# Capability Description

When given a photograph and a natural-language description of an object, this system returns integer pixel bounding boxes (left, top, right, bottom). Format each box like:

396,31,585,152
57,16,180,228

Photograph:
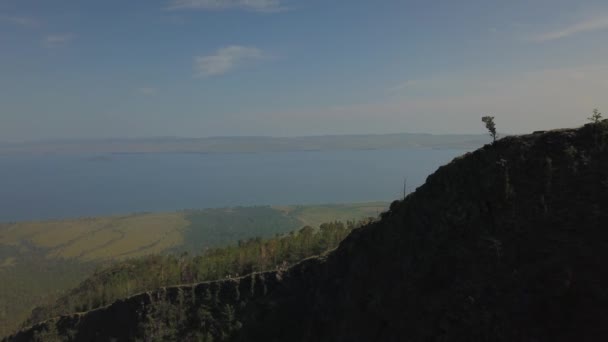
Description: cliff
7,123,608,341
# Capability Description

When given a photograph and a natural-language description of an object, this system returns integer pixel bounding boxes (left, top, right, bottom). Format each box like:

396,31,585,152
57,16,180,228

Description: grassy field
0,203,385,262
275,202,386,228
0,213,189,262
0,202,386,337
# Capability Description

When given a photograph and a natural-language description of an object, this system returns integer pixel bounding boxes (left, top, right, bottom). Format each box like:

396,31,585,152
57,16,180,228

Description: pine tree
589,108,603,124
482,116,498,143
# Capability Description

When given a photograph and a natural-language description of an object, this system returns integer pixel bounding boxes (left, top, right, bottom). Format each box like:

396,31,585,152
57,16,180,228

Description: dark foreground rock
7,123,608,341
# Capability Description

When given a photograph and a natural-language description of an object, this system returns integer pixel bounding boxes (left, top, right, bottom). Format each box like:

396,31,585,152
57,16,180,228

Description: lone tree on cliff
588,108,603,124
482,116,497,143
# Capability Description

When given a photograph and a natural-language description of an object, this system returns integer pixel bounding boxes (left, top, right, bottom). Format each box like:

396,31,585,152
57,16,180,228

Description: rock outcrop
7,123,608,341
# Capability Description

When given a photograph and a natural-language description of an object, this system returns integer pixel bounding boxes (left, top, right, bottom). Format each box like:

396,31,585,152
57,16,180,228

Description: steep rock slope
7,124,608,341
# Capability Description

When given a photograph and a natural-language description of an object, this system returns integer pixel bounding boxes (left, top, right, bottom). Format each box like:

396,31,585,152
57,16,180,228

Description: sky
1,0,608,141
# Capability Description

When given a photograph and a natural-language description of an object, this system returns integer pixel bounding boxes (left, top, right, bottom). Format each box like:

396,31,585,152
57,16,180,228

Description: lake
0,148,470,222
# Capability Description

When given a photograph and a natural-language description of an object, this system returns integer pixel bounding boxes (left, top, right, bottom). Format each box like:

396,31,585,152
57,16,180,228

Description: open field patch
282,202,387,228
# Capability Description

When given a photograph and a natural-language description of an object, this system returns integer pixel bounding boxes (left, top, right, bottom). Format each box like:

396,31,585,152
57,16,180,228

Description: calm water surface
0,148,469,222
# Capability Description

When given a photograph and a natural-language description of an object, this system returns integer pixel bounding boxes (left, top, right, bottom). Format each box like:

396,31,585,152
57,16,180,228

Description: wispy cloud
529,15,608,42
43,34,74,48
388,80,423,93
137,87,158,95
195,45,267,77
0,15,38,28
167,0,286,12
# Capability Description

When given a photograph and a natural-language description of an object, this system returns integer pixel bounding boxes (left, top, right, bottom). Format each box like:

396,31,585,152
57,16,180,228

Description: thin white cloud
388,80,423,93
43,34,75,48
529,15,608,42
0,15,38,27
167,0,285,12
195,45,266,77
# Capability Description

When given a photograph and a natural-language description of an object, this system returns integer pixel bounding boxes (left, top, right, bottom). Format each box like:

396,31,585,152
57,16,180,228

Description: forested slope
8,122,608,342
0,203,382,337
22,220,367,328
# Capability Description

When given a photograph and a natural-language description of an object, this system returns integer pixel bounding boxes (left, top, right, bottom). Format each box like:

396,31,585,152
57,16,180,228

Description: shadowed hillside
7,122,608,341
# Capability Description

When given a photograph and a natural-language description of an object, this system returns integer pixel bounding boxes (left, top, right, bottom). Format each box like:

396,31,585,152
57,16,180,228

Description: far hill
0,133,489,155
7,122,607,341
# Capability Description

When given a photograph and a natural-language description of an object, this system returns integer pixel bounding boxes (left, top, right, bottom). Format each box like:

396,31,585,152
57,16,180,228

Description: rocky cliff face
7,123,608,342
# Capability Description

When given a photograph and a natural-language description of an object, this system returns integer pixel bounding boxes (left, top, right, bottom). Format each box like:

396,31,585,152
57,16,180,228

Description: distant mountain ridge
0,133,489,155
9,123,607,341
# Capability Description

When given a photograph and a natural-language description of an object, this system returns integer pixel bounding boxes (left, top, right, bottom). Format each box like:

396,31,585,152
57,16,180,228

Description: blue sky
1,0,608,141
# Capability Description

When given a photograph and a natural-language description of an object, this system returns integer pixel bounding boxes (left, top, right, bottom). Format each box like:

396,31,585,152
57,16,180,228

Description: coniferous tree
589,108,603,124
482,116,498,143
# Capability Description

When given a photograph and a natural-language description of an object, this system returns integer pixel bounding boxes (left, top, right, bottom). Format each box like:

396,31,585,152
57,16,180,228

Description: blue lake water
0,148,470,222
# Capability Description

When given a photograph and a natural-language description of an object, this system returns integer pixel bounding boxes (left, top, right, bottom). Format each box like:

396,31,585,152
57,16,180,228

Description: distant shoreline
0,133,489,156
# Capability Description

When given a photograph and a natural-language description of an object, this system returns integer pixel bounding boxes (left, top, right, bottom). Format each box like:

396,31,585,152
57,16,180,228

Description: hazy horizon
0,130,494,144
2,0,607,141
